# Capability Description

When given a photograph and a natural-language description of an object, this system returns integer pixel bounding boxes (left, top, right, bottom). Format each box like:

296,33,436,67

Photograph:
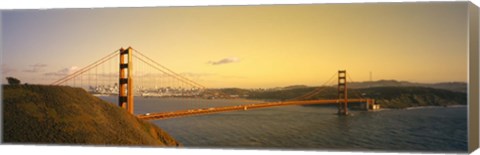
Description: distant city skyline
2,2,469,88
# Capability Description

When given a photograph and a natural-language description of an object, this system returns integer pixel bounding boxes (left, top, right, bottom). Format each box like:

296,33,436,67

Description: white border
0,0,478,155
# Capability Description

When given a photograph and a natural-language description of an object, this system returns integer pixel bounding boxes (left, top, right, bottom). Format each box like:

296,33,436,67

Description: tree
6,77,20,85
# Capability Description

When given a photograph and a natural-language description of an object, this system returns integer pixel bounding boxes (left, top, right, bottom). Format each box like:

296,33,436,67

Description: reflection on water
99,96,467,152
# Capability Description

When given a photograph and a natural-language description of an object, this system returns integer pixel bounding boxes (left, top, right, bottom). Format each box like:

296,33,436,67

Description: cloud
23,63,47,73
208,57,240,65
2,64,17,74
44,66,79,76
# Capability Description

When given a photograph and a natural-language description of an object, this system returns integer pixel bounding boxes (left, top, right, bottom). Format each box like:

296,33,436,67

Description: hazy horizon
1,2,469,88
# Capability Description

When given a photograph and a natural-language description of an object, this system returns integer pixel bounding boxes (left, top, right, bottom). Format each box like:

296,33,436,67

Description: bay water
99,96,467,152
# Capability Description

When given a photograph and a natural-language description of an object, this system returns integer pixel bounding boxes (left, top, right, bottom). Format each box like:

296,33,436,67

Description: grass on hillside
3,85,180,146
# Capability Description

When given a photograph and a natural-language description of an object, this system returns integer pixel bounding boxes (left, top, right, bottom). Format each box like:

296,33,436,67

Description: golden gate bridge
50,47,380,120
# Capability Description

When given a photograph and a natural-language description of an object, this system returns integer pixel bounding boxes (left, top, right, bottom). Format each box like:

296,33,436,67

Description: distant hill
428,82,468,93
247,86,466,109
3,85,180,146
355,86,467,109
283,85,309,90
248,87,335,101
346,80,467,93
212,88,251,96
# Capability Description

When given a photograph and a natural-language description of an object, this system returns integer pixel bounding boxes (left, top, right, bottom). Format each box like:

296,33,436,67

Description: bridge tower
338,70,348,115
119,47,134,114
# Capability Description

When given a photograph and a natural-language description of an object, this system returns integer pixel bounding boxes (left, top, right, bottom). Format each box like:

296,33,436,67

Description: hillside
2,85,180,146
248,87,336,101
346,80,467,93
247,86,467,109
356,86,467,109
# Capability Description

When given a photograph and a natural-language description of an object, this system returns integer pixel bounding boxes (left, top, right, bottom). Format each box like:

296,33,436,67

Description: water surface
100,96,467,152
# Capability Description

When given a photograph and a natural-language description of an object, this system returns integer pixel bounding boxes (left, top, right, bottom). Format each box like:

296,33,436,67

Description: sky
1,2,469,88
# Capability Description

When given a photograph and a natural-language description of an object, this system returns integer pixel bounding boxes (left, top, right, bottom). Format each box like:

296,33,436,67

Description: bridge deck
137,98,370,120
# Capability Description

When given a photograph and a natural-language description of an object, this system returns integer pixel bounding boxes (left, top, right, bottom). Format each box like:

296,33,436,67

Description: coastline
403,104,467,110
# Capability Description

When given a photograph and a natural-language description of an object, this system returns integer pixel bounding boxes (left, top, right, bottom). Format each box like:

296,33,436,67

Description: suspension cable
51,49,119,85
288,72,338,101
54,53,117,86
294,73,338,100
346,73,365,99
133,54,205,89
132,48,206,89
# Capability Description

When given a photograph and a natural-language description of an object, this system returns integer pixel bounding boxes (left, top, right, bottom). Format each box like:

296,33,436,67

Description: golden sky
2,2,469,88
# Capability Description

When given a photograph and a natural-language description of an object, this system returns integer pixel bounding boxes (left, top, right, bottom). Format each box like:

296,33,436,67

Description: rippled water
99,96,467,152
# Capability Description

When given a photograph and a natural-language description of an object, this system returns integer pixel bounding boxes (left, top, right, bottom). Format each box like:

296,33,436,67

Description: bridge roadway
137,98,371,120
